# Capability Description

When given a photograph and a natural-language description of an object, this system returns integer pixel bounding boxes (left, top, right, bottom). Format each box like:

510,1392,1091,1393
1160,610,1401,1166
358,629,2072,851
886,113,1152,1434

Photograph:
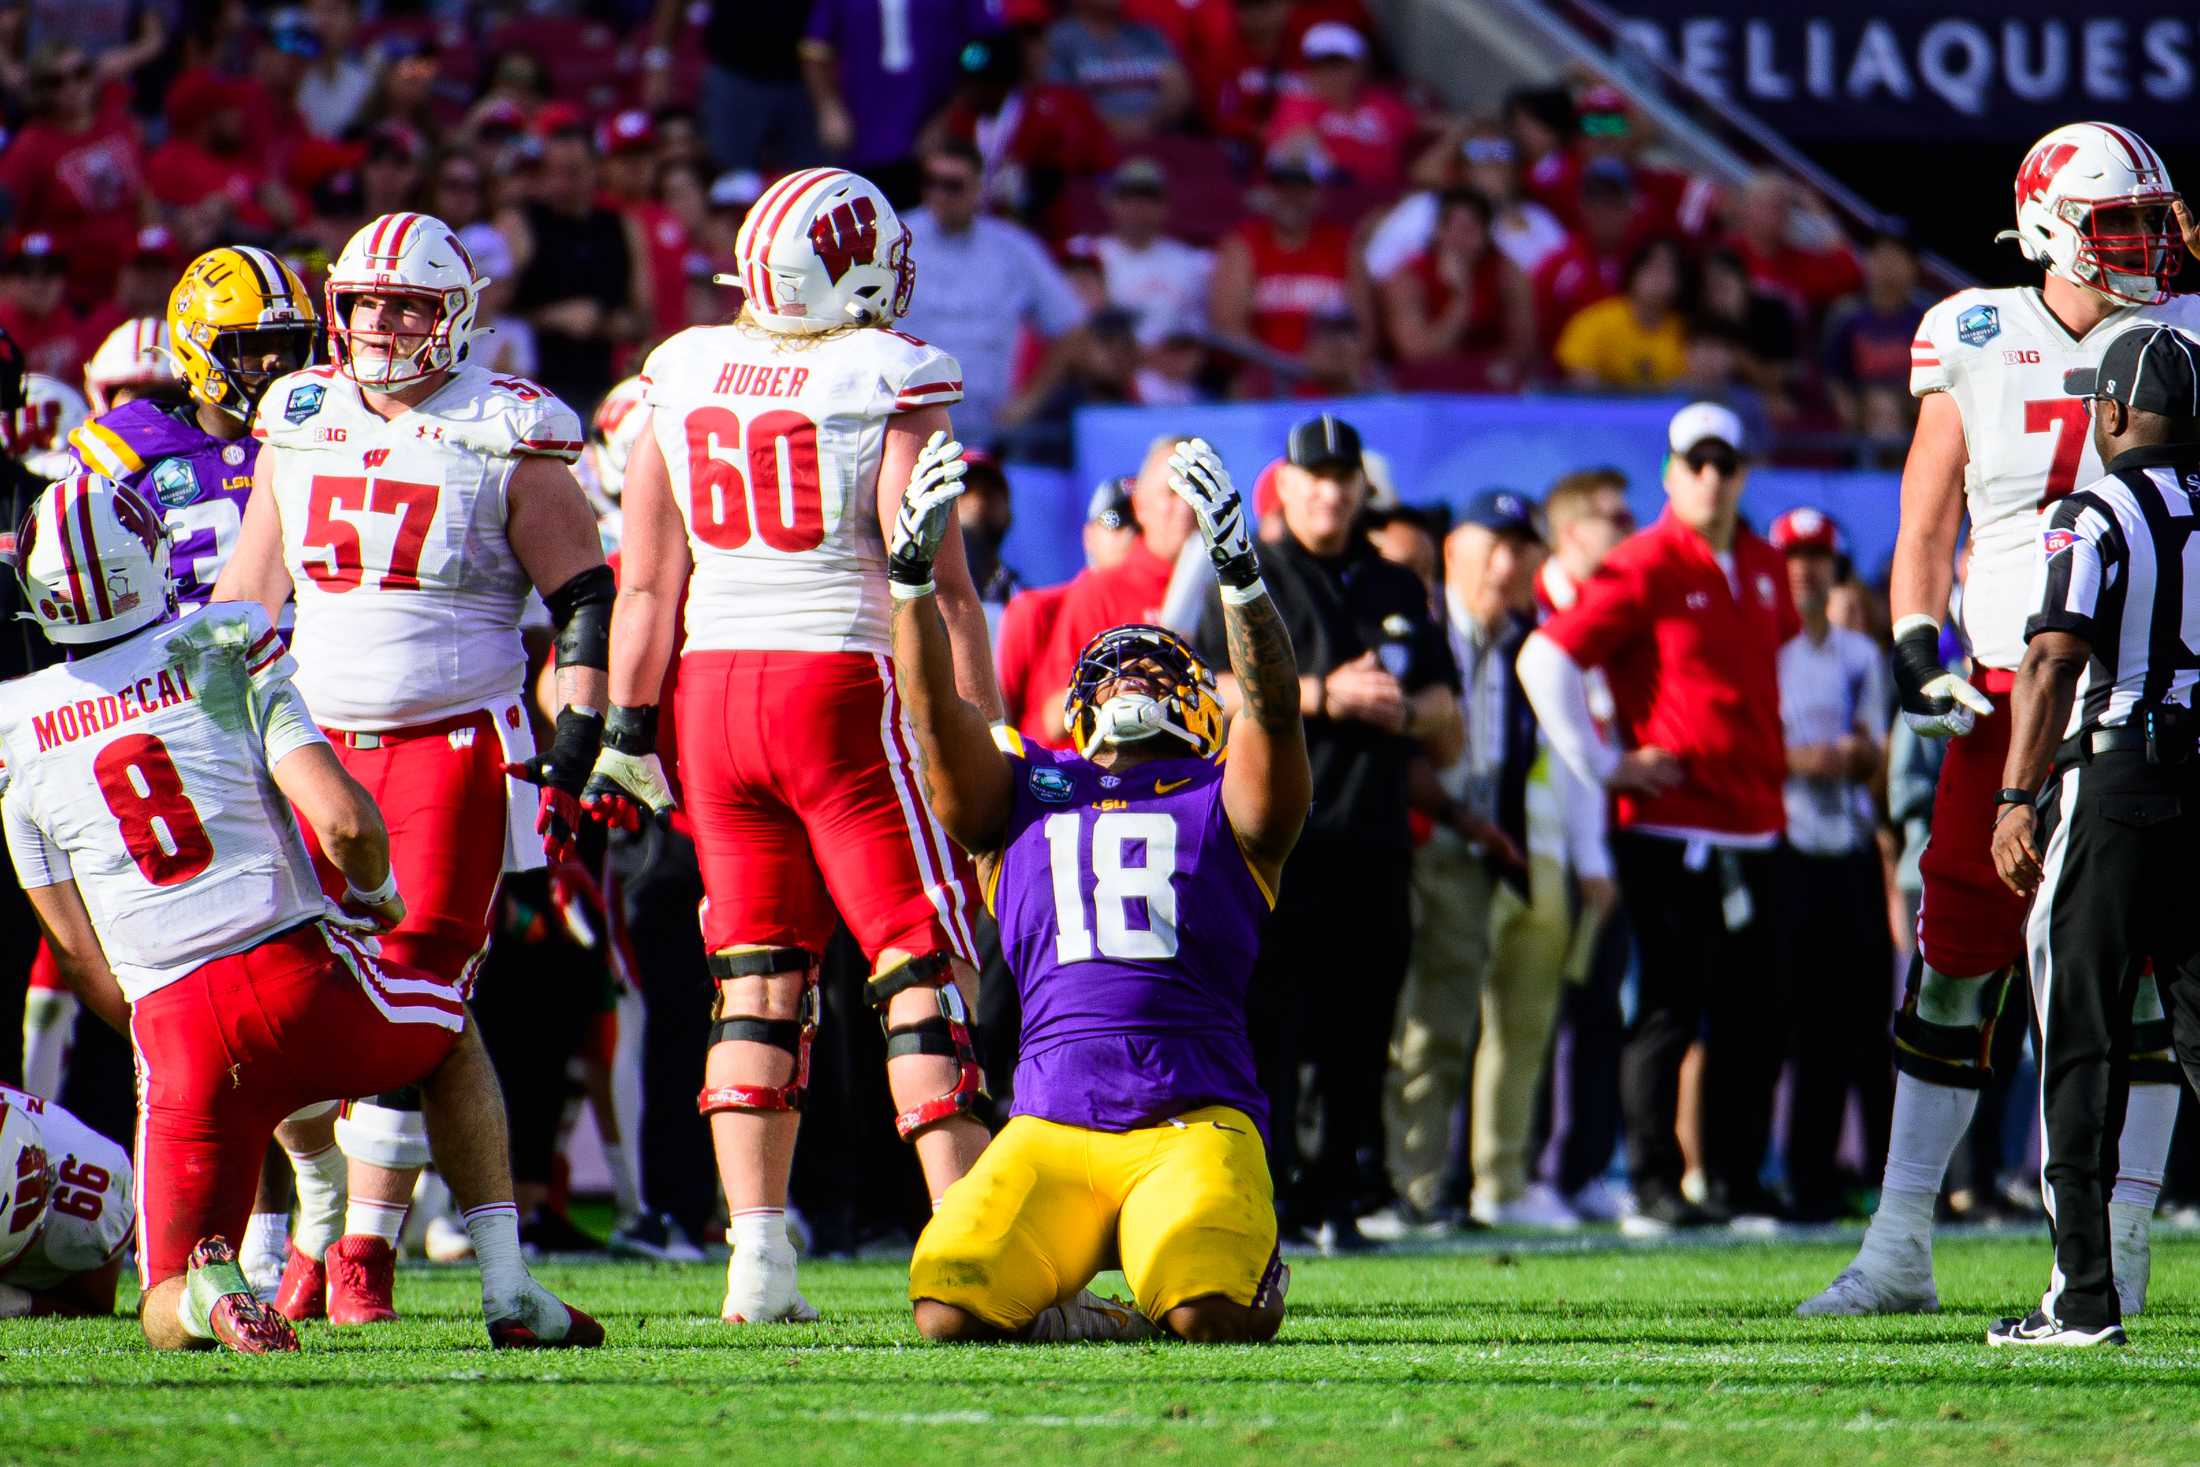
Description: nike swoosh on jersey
1155,777,1193,794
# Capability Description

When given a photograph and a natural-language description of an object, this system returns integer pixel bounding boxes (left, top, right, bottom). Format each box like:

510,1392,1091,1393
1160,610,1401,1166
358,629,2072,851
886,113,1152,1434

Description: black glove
505,705,605,863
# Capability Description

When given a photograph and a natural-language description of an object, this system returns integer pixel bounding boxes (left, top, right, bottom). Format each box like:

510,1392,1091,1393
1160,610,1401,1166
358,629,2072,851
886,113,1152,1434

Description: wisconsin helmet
1999,122,2181,306
5,373,90,481
0,1094,54,1273
1064,623,1227,761
168,245,319,422
326,212,484,389
84,315,180,414
581,375,649,510
726,168,915,335
15,473,175,645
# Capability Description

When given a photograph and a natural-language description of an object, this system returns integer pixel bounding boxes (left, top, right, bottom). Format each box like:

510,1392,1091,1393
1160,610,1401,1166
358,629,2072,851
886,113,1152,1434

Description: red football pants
676,650,978,963
1915,667,2030,977
129,922,464,1289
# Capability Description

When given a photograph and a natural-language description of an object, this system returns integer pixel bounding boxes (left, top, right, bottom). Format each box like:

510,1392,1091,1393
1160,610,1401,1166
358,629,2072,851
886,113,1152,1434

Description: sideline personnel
1989,323,2200,1348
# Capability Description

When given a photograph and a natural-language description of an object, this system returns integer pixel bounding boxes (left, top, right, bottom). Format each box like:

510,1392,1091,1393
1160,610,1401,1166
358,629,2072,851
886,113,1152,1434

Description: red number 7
2024,398,2091,507
304,475,439,591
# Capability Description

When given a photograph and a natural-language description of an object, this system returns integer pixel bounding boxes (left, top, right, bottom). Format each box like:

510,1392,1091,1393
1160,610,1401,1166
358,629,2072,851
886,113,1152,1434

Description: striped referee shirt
2026,443,2200,736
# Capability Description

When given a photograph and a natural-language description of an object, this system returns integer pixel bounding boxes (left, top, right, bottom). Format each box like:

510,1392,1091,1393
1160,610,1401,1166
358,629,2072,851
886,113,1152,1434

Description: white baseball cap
1301,22,1368,62
1666,401,1746,456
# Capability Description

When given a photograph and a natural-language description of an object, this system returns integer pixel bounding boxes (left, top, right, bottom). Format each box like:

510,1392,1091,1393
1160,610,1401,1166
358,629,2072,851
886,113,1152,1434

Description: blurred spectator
365,36,448,138
955,451,1023,611
995,475,1140,741
423,152,533,376
0,44,147,311
1133,324,1210,407
1697,248,1800,415
654,161,720,331
898,140,1087,449
1170,0,1362,145
1530,159,1642,346
1768,507,1893,1220
1723,172,1863,316
1295,308,1373,398
90,226,183,330
1363,502,1440,590
655,0,819,174
1554,237,1689,390
146,71,300,245
500,128,645,408
1572,84,1718,241
296,0,378,140
1678,319,1773,452
1263,23,1416,188
1043,0,1190,142
599,110,695,345
1078,159,1213,348
802,0,997,189
1210,154,1361,383
923,30,1113,226
21,1,164,82
1378,188,1534,387
1505,86,1578,225
0,235,93,382
1823,230,1933,436
995,304,1142,464
1381,123,1570,281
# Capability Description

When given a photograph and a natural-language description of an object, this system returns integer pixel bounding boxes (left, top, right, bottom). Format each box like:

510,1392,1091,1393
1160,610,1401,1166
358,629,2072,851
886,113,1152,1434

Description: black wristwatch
1994,786,2036,816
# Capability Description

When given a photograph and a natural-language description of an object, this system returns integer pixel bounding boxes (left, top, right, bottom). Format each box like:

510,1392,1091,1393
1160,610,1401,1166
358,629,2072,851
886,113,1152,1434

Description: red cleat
325,1235,400,1325
487,1283,606,1350
274,1242,327,1322
186,1237,300,1354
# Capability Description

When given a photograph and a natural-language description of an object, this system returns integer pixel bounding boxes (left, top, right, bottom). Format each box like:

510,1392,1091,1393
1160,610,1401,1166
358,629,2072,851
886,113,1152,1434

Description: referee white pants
2025,747,2197,1328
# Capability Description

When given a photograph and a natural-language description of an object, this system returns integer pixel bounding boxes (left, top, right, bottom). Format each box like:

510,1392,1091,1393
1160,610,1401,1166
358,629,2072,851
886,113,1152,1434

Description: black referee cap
2064,323,2200,417
1286,413,1362,470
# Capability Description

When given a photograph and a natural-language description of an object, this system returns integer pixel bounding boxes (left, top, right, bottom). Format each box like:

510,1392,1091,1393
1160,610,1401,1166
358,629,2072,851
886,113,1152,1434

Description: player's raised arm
882,405,1004,723
208,443,293,622
886,429,1016,854
1168,439,1310,886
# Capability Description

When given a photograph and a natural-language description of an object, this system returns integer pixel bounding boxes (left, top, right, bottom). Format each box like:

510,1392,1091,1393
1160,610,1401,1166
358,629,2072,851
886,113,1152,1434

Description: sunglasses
1684,445,1743,477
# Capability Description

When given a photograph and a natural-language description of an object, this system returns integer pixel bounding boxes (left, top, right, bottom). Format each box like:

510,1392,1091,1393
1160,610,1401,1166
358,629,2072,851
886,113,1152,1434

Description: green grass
9,1233,2200,1465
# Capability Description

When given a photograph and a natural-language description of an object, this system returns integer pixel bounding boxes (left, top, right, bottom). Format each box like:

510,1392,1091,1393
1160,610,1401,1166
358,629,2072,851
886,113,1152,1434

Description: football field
9,1231,2200,1466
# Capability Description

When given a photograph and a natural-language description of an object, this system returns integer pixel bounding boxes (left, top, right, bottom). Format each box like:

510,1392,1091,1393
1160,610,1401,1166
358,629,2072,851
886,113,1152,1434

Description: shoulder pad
867,328,963,412
252,367,346,446
434,367,583,462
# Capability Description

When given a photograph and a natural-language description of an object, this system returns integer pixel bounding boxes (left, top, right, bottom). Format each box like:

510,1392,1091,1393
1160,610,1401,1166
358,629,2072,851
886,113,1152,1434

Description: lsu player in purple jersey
888,435,1308,1343
68,247,317,607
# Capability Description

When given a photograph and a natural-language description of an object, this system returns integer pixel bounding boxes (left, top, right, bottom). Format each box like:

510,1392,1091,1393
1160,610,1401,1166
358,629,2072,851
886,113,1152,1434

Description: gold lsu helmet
1064,623,1227,761
167,245,319,421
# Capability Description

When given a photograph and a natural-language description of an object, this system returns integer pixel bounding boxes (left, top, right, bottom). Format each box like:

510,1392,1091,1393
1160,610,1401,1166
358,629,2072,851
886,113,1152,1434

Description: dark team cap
1086,476,1137,530
1286,413,1362,470
1457,487,1542,541
2064,323,2200,417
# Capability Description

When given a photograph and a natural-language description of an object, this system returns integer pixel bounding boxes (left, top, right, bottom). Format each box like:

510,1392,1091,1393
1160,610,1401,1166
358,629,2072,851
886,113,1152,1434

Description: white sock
602,1141,641,1218
344,1197,408,1247
731,1207,790,1255
286,1143,347,1259
2111,1083,2177,1209
243,1211,287,1263
1879,1072,1979,1196
463,1202,529,1314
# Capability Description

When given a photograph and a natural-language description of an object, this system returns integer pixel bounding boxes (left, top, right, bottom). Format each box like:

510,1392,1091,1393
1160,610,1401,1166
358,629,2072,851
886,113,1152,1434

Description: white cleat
1565,1178,1629,1224
2111,1200,2151,1318
1027,1288,1163,1342
1472,1183,1582,1232
1796,1262,1940,1317
722,1247,819,1324
1986,1309,2125,1347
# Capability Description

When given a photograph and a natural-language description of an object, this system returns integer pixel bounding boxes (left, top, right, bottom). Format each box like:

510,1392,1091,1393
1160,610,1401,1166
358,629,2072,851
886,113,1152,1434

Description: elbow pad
546,563,616,671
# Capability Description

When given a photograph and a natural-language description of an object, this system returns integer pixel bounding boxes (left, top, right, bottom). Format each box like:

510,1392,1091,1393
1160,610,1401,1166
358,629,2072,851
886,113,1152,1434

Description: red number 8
93,734,215,887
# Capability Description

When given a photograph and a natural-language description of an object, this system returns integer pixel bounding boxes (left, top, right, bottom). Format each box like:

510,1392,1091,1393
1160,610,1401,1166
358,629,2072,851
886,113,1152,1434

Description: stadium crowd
0,0,2169,1287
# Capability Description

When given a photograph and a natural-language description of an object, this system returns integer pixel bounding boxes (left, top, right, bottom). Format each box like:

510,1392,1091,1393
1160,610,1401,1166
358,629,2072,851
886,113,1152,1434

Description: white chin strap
1093,694,1169,746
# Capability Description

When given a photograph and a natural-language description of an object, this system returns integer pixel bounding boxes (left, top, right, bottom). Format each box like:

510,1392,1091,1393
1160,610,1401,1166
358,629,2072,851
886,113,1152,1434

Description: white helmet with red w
581,376,648,509
2000,122,2181,306
326,212,485,388
14,472,175,645
5,373,90,481
84,316,179,414
0,1093,55,1272
726,168,914,335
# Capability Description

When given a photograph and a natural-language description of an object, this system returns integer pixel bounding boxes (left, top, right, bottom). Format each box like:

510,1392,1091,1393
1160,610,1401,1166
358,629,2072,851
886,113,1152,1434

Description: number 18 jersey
0,604,330,1002
639,320,962,656
1911,286,2200,670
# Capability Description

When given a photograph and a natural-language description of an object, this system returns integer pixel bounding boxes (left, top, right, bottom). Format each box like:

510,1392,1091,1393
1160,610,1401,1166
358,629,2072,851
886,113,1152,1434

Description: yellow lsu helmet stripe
70,421,142,476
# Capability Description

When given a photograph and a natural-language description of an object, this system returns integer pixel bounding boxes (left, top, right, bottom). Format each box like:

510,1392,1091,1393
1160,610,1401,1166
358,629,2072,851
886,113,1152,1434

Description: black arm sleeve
545,563,616,672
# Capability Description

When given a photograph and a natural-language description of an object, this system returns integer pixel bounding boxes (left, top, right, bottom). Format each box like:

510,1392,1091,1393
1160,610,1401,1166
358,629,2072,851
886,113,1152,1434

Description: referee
1990,323,2200,1348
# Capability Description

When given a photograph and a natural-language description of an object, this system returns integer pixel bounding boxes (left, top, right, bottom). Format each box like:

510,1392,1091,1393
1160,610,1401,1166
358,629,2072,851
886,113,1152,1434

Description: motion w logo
808,196,880,285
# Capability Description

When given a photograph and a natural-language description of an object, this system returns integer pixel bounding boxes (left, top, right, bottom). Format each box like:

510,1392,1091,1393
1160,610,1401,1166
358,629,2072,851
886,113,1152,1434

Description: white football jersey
0,604,329,1002
639,322,962,654
0,1085,132,1293
252,363,582,730
1911,286,2200,670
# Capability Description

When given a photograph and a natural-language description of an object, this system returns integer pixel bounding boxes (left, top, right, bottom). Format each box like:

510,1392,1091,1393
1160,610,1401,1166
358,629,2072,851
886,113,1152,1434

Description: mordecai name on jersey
640,320,962,656
1910,285,2200,671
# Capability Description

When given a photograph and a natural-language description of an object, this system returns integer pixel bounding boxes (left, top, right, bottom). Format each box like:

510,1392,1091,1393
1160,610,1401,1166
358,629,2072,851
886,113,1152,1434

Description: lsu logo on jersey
150,457,201,508
284,383,326,424
1957,304,2001,347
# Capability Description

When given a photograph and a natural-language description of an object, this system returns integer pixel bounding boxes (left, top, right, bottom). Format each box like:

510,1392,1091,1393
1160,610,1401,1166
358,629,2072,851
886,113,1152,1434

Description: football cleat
486,1281,605,1350
273,1242,327,1322
722,1247,818,1324
1027,1288,1163,1343
187,1237,300,1354
325,1235,399,1325
2111,1201,2151,1318
1795,1263,1940,1318
1986,1309,2126,1347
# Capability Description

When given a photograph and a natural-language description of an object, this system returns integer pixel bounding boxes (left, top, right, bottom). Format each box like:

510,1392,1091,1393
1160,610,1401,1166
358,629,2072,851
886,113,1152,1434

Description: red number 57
302,475,441,591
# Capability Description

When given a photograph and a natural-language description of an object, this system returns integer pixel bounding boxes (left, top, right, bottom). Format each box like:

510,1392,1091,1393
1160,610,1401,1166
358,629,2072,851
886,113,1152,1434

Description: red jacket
1538,509,1798,840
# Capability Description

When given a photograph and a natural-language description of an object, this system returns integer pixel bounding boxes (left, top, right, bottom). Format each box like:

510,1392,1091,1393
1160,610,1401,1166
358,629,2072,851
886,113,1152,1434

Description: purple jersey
805,0,998,168
68,399,257,607
991,742,1270,1134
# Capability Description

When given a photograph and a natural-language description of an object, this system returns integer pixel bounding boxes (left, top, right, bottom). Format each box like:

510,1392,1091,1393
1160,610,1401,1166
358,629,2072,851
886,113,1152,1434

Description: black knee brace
1892,957,2012,1090
697,947,817,1116
867,951,984,1140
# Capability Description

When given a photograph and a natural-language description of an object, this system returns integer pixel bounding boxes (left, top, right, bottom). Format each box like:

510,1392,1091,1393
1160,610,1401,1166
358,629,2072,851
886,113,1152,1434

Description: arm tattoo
1224,592,1301,731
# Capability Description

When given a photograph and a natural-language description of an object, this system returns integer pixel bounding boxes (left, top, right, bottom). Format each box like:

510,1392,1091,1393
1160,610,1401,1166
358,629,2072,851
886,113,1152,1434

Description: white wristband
890,578,936,601
1220,577,1268,606
346,869,399,907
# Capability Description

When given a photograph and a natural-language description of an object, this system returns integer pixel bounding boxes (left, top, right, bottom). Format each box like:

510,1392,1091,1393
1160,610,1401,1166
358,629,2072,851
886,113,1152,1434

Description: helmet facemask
1065,625,1225,760
2069,196,2183,305
202,321,319,421
330,286,463,389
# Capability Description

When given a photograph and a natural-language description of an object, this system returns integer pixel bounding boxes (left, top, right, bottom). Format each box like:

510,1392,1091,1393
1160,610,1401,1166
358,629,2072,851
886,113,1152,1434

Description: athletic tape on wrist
346,869,398,907
1220,577,1268,605
890,578,936,601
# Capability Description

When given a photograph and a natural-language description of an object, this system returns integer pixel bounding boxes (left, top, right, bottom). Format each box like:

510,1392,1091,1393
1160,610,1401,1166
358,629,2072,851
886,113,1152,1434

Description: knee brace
697,947,817,1116
868,951,984,1142
2132,967,2181,1085
1892,957,2012,1090
335,1091,433,1170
